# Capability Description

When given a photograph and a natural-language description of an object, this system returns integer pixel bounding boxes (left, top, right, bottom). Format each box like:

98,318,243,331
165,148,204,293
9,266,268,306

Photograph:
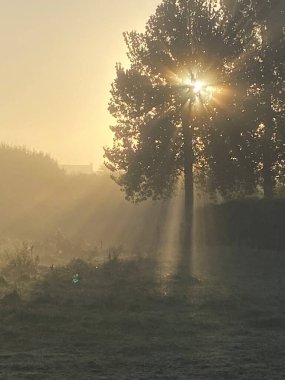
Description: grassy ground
0,247,285,379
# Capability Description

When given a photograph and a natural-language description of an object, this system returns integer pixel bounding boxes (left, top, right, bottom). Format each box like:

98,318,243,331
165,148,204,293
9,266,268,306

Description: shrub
2,242,39,283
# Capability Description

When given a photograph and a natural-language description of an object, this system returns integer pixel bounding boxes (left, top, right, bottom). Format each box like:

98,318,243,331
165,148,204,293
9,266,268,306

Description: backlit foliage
105,0,284,201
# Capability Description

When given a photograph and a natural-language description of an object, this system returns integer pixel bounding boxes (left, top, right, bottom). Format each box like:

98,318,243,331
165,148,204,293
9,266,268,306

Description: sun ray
156,180,185,278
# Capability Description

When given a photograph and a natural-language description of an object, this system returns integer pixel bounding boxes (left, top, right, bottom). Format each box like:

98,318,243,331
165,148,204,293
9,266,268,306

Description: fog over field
0,0,284,379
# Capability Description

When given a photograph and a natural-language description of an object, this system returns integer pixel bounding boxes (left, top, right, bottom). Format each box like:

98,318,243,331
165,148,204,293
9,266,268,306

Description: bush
2,242,39,283
196,198,285,249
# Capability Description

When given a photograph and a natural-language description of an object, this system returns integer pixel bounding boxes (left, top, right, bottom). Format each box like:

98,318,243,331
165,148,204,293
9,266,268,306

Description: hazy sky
0,0,160,168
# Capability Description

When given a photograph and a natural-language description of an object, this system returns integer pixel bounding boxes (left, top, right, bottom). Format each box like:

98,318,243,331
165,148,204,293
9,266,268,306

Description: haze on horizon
0,0,160,169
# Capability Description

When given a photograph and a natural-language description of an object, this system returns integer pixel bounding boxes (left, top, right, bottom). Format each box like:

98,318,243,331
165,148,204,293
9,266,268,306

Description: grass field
0,247,285,379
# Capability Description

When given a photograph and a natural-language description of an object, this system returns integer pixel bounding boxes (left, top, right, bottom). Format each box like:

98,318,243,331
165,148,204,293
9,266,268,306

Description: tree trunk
262,23,274,199
180,103,194,275
263,117,273,199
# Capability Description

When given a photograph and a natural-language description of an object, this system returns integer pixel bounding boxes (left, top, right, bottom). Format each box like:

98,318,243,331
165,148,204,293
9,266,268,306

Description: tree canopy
105,0,284,201
217,0,285,197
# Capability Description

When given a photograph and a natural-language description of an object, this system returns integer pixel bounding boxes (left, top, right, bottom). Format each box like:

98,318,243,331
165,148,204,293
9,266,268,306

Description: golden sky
0,0,160,168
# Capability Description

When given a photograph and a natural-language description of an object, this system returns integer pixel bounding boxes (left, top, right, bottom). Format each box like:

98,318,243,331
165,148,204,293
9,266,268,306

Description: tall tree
104,0,260,274
221,0,285,198
258,0,284,198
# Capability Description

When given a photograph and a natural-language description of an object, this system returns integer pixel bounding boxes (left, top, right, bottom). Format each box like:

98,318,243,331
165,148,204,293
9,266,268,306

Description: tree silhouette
221,0,285,198
104,0,274,274
254,0,284,198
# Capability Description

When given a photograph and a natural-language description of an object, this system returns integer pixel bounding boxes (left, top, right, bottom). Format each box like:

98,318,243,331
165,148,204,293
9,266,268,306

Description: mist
0,0,284,378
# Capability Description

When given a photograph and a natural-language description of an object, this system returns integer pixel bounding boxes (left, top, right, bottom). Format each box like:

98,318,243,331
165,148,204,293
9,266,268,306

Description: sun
193,81,206,93
184,78,207,94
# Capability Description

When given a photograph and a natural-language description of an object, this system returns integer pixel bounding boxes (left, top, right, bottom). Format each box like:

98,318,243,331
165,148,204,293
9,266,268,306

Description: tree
221,0,285,198
104,0,261,274
256,0,284,198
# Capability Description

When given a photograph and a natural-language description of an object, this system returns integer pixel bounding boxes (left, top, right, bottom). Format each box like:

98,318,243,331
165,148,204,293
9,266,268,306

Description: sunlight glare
193,81,206,93
184,78,209,95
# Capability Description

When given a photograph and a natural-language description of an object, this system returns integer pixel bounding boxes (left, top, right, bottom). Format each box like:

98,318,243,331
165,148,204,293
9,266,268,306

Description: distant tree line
0,145,163,248
0,144,284,251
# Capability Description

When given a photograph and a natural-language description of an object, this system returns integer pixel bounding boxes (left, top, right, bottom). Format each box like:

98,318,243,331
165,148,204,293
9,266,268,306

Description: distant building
61,164,93,175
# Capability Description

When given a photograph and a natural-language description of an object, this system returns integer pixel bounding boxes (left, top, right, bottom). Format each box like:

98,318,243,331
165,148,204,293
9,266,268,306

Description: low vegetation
0,244,285,379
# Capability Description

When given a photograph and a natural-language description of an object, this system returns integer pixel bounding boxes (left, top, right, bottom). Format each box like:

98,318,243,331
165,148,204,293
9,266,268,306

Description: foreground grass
0,248,285,379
